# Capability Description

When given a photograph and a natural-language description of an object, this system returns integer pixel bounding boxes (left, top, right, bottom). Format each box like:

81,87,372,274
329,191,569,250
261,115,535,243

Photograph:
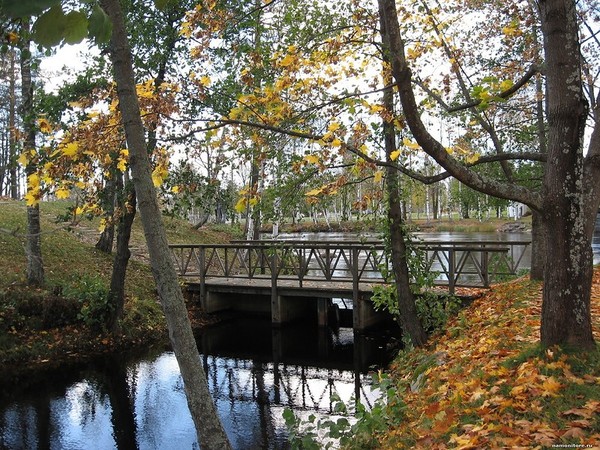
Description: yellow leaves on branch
37,117,53,134
234,187,259,213
446,143,480,164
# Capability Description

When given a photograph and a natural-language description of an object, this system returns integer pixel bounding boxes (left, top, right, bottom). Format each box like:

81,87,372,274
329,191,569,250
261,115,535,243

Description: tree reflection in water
0,317,398,449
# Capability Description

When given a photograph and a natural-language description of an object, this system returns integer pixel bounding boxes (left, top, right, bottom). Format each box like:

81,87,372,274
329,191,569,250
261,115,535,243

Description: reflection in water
0,318,398,449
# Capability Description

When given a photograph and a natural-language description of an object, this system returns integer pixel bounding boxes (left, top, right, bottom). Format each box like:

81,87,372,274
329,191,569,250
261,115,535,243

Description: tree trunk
99,1,232,448
539,0,594,349
380,0,595,349
20,31,44,287
9,49,18,199
529,209,546,281
96,175,117,253
379,3,428,347
107,175,136,335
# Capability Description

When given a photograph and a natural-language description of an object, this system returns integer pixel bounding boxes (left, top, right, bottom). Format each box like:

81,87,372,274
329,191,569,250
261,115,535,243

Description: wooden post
448,248,455,295
271,249,281,324
481,248,489,288
351,246,362,329
199,246,207,309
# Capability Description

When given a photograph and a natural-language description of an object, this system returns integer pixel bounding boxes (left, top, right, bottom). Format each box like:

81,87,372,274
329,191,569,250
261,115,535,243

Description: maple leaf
37,117,53,134
55,186,70,199
62,142,79,158
540,376,562,397
390,150,402,161
402,137,420,150
304,154,320,164
561,427,585,440
17,152,29,166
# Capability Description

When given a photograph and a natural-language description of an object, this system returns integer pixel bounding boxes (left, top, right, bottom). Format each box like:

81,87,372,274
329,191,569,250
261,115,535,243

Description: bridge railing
169,240,531,294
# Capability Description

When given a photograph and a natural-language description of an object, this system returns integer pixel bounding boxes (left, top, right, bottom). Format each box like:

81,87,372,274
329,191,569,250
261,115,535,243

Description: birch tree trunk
99,0,232,447
20,30,44,287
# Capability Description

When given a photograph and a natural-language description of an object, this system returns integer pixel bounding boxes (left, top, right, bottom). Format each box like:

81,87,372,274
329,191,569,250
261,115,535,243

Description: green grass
0,199,240,375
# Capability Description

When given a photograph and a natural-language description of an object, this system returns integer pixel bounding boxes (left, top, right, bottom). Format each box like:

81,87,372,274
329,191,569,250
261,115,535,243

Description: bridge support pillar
317,298,329,327
353,294,388,331
203,291,232,313
271,295,313,325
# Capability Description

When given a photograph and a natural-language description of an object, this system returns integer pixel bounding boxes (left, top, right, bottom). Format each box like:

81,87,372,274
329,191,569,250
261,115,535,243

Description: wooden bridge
169,239,530,331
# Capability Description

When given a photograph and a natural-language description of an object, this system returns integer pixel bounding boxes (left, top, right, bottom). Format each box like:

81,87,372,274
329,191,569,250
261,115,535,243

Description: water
3,220,599,449
276,225,600,267
0,317,398,450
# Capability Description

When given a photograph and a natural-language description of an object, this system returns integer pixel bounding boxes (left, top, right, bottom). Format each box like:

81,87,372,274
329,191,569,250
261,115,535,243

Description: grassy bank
0,199,240,378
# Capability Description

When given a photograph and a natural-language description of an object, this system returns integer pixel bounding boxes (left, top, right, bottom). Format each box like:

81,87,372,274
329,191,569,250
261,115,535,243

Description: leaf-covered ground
376,268,600,449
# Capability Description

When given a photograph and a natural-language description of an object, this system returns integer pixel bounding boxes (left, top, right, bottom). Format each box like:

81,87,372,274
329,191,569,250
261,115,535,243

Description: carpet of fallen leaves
377,268,600,449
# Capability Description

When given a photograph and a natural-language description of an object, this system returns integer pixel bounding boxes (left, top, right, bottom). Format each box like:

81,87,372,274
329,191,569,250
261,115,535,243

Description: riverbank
359,269,600,449
260,216,531,234
0,200,239,379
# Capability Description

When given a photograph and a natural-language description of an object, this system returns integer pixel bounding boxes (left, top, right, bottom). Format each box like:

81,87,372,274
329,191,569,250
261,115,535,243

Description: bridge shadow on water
0,314,400,450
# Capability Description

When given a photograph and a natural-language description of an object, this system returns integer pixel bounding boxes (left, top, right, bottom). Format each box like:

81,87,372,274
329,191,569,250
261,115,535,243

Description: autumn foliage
372,269,600,448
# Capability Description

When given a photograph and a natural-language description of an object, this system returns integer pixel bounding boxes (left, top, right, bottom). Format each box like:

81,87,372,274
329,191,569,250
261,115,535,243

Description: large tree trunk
538,0,594,349
380,0,595,350
20,31,44,287
529,209,547,281
99,1,232,448
379,4,428,347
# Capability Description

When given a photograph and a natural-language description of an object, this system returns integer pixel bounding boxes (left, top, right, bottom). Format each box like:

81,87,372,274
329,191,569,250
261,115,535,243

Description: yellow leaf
331,138,342,147
541,376,562,397
28,173,40,188
24,189,40,207
466,153,480,164
402,137,420,150
62,142,79,158
55,186,70,199
199,76,211,87
327,122,341,133
499,79,514,91
373,170,383,183
37,117,53,134
171,186,180,193
278,53,296,67
305,188,322,197
249,196,259,207
17,152,29,166
304,154,320,164
390,150,401,161
234,197,247,213
98,218,107,232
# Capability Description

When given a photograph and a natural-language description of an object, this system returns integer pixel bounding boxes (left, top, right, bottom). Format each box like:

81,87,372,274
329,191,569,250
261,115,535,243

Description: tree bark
20,30,44,287
529,209,546,281
380,0,596,349
96,175,117,253
378,2,428,347
9,49,18,199
538,0,594,349
107,175,135,335
99,1,232,448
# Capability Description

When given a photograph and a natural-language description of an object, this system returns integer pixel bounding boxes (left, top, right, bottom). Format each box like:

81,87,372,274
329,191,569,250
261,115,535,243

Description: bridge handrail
169,239,531,294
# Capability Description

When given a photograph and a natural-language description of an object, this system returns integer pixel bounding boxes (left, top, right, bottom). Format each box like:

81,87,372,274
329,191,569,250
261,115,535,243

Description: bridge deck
186,276,381,298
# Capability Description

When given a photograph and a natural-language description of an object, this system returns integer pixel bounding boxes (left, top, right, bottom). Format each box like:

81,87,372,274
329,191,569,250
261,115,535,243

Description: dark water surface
0,317,398,449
